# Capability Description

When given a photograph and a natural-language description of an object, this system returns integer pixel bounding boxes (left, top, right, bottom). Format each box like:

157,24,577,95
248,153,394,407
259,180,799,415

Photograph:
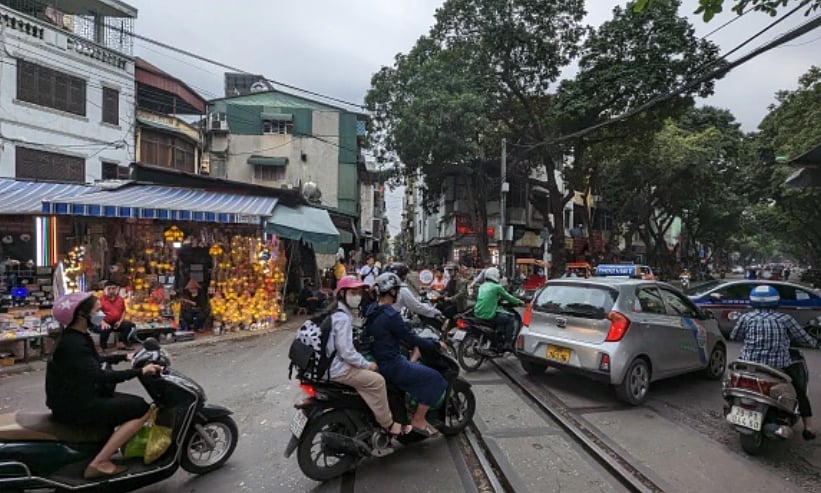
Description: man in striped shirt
730,285,819,440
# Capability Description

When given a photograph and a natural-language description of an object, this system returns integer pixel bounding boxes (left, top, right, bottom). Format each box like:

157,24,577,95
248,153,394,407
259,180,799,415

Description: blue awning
0,179,94,214
266,205,339,254
42,184,278,224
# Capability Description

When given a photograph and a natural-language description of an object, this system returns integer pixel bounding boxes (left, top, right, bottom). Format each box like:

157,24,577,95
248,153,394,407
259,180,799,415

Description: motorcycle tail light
299,383,317,398
523,303,533,327
456,318,468,330
605,311,631,342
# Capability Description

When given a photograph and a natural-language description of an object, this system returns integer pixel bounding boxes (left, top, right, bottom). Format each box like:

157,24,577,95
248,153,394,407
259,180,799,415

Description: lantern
163,226,184,249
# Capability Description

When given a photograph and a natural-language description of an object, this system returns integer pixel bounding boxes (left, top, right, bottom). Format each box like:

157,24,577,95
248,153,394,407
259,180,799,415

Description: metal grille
16,146,85,183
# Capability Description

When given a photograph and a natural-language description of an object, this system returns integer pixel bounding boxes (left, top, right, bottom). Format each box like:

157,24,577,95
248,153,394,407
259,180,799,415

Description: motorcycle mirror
143,337,161,351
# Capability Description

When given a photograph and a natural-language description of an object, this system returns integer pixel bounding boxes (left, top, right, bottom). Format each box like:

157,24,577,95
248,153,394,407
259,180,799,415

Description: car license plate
546,344,571,363
726,406,763,431
290,411,308,437
453,330,467,342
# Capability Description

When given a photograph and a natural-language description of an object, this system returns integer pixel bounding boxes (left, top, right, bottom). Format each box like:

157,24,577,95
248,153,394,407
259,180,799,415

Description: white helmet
485,267,501,283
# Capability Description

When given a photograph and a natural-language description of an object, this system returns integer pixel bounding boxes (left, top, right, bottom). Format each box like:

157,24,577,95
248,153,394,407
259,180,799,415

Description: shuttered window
16,147,85,183
16,60,86,116
102,87,119,125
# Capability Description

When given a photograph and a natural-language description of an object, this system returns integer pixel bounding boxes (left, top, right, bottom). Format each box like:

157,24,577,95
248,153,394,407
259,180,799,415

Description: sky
132,0,821,239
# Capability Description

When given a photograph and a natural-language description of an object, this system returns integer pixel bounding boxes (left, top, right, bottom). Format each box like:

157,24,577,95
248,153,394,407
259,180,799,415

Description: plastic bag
144,421,173,465
123,422,150,459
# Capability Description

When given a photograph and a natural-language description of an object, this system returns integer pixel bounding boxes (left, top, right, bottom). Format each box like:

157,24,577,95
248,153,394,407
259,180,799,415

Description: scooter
722,347,811,455
455,300,523,372
285,331,475,482
0,336,238,492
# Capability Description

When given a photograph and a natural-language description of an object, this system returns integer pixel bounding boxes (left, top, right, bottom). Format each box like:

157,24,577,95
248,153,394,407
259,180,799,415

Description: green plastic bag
124,426,149,459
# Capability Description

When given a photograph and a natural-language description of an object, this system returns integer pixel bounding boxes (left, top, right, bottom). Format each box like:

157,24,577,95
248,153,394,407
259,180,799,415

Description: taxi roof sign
594,264,638,277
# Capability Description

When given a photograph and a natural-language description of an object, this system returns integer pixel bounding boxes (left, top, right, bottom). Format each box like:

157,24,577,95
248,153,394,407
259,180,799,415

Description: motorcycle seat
0,411,111,443
465,317,497,329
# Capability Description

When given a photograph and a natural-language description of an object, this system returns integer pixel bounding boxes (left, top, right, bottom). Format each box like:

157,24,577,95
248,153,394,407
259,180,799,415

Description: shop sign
235,214,259,225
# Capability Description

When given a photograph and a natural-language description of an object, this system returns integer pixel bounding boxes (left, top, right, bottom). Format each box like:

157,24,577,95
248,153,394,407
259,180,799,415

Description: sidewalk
0,314,308,378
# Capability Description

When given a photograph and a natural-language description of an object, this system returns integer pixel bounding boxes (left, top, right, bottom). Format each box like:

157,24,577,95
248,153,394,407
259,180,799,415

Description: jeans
493,312,516,349
95,322,135,349
784,360,813,418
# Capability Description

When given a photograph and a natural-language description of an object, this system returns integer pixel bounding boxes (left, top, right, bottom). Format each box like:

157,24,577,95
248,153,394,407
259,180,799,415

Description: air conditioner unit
208,112,228,132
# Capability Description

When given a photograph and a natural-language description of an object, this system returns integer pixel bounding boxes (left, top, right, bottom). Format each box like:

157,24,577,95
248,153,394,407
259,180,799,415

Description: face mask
345,293,362,307
88,311,105,326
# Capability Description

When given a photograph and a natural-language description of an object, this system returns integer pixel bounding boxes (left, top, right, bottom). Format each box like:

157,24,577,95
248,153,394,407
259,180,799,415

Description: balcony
1,0,135,56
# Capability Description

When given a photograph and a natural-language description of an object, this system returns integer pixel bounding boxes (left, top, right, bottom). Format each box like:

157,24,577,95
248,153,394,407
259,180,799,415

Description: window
262,119,293,135
101,162,129,180
16,147,85,183
533,285,616,319
659,288,700,318
772,284,797,301
102,87,119,125
17,60,86,116
254,165,286,181
713,283,753,301
140,130,196,173
635,288,666,315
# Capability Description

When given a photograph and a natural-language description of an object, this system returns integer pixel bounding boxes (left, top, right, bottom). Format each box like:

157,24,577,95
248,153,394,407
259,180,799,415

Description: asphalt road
0,330,474,493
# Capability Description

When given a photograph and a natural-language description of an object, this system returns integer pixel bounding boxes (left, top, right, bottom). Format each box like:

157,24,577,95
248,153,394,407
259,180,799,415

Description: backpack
288,308,343,381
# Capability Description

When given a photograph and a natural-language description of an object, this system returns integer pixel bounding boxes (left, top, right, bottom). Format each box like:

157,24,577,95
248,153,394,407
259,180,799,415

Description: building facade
0,0,137,183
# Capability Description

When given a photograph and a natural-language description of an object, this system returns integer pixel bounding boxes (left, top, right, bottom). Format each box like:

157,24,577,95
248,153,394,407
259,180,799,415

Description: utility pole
500,138,508,278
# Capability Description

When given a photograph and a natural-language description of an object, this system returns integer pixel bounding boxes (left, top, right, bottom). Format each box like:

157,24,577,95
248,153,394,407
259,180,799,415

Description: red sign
456,216,494,237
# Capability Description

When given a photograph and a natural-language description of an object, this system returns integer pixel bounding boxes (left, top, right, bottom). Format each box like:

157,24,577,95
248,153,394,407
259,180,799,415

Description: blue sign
595,264,637,277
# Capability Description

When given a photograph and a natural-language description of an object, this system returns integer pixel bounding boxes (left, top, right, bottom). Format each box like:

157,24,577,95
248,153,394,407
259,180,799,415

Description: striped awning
42,184,278,224
0,179,94,214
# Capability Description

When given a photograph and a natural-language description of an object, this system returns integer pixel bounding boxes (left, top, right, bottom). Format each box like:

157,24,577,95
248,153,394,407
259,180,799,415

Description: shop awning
0,179,94,214
266,205,339,254
248,156,288,167
42,184,278,224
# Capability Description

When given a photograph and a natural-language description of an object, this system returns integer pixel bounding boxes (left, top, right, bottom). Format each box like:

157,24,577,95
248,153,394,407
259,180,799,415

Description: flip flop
385,421,412,437
83,464,128,479
411,423,440,438
803,430,816,441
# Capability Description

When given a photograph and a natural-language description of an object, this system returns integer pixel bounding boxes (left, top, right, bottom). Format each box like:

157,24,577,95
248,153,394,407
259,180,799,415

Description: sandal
803,430,816,441
411,423,440,438
385,421,412,437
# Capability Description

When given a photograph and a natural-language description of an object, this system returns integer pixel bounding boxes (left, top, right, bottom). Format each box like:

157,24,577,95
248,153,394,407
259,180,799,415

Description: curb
0,315,308,379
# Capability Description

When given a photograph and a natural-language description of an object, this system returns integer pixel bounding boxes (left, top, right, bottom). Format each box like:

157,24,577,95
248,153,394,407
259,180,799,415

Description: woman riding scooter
46,292,163,479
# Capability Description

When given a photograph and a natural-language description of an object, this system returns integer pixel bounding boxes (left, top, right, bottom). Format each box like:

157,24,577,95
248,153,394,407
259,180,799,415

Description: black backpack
288,308,343,381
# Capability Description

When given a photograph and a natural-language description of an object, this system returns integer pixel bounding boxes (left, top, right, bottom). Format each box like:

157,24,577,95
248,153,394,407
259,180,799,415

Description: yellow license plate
546,344,571,363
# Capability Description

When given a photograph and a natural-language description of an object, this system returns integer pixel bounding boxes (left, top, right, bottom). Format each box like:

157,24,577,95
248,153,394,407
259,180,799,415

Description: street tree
634,0,821,21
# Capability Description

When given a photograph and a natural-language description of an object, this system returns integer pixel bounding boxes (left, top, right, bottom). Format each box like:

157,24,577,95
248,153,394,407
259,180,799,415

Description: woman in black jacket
47,292,162,479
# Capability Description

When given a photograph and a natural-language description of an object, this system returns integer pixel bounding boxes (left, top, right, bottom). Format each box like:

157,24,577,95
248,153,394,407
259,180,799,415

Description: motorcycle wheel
438,380,476,436
457,336,485,372
740,431,764,455
180,415,239,475
297,410,358,482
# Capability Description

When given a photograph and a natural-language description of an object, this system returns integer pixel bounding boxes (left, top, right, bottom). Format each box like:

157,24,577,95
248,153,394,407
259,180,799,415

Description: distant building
0,0,137,183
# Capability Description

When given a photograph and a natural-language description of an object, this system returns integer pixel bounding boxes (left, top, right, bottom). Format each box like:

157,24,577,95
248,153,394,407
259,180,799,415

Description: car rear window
532,284,617,320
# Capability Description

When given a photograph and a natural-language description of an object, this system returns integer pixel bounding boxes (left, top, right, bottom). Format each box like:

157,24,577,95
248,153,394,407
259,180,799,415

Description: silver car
516,278,727,405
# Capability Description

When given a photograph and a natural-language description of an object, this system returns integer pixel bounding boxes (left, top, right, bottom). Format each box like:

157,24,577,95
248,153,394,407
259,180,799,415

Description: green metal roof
247,156,288,167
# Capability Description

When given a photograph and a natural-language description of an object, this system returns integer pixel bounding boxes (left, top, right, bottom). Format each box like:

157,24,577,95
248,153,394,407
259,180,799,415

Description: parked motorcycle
285,332,475,482
455,300,523,372
722,347,810,455
0,337,238,493
679,273,691,290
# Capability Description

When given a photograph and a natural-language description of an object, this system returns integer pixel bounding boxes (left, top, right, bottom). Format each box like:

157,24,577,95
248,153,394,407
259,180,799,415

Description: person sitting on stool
181,280,209,332
98,281,135,351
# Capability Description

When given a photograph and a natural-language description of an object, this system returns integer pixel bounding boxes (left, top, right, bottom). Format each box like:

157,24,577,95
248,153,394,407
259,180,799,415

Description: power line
519,9,821,151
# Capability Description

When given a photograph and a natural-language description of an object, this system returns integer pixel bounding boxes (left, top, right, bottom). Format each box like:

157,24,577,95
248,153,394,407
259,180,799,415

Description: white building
0,0,137,184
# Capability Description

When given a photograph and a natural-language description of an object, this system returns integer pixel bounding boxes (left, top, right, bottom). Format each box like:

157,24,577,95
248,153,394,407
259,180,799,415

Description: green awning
338,230,353,244
247,156,288,166
260,112,293,121
266,205,340,254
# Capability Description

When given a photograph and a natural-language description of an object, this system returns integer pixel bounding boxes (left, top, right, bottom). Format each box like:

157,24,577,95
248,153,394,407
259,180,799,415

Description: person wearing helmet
730,285,819,440
385,263,443,319
474,267,523,352
46,292,163,479
366,272,448,437
327,276,411,438
441,263,468,318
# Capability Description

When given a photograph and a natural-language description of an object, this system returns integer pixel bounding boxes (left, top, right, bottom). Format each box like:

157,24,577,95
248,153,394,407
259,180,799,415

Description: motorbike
0,336,238,493
679,273,691,290
284,329,476,482
722,345,812,455
455,300,523,372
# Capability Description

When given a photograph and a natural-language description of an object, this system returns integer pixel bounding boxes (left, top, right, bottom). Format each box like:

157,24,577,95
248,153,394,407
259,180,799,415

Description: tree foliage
634,0,821,21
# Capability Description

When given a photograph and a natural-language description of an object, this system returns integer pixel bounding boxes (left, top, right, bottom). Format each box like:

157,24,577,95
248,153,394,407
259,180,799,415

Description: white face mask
90,311,105,326
345,293,362,307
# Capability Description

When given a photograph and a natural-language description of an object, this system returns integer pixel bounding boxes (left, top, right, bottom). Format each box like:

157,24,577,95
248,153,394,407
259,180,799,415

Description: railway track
462,358,667,493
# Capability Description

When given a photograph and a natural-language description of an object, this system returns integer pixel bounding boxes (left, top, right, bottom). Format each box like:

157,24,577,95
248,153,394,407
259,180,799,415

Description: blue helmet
749,285,780,309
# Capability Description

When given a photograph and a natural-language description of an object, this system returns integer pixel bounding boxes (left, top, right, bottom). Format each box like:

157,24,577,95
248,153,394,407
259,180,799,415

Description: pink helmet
53,292,94,326
336,275,365,294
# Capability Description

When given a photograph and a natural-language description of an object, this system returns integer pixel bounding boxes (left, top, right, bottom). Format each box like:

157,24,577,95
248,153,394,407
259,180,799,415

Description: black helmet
385,262,410,280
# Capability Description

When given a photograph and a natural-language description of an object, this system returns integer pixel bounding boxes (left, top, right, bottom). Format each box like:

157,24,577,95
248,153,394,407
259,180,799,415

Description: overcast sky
133,0,820,238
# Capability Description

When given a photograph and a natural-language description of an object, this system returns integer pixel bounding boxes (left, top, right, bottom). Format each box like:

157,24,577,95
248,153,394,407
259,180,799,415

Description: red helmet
53,292,94,326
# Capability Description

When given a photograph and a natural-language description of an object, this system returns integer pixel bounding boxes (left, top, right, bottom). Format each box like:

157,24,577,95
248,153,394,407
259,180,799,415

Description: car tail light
523,303,533,327
599,354,611,372
455,318,468,330
516,334,524,351
605,311,631,342
299,383,316,398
